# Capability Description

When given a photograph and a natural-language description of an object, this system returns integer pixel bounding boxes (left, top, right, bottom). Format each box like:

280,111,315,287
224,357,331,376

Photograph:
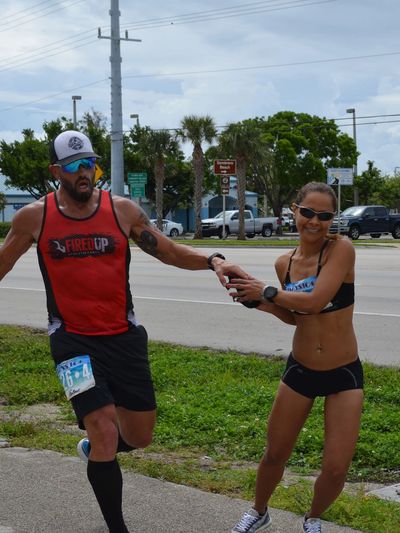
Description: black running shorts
282,353,363,399
50,324,156,428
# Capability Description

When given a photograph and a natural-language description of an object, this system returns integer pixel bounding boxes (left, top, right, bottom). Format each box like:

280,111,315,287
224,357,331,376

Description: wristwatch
207,252,226,270
262,285,278,303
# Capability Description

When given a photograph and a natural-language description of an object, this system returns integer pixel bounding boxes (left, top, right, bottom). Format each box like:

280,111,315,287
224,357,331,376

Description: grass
1,325,400,532
172,236,399,248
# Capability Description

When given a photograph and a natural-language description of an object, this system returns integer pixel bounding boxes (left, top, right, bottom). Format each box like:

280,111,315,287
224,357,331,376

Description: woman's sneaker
231,508,271,533
302,516,322,532
77,438,91,463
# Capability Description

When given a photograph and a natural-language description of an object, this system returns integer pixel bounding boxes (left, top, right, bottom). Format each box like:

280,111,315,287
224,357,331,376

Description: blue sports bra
284,240,354,314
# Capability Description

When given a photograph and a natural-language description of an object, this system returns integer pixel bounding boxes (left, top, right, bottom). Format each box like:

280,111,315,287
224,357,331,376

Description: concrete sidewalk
0,447,363,533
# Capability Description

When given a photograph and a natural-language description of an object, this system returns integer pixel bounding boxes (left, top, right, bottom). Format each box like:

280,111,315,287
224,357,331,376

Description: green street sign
128,172,147,184
130,184,146,198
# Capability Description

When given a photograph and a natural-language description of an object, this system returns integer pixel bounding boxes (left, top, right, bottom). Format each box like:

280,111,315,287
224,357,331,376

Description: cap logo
68,136,84,151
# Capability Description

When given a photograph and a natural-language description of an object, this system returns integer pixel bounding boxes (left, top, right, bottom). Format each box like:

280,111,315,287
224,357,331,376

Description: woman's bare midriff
292,305,358,370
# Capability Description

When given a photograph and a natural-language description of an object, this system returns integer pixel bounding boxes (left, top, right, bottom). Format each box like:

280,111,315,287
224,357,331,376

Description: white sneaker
231,508,271,533
302,516,322,533
77,438,91,463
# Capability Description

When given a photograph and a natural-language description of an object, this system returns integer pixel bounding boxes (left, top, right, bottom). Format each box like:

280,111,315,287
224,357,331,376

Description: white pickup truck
201,210,281,238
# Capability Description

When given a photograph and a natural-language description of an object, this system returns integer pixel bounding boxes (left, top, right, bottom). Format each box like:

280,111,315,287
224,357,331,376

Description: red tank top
37,191,134,335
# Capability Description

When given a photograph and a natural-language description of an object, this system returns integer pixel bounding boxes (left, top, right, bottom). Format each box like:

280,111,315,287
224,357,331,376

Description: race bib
56,355,95,400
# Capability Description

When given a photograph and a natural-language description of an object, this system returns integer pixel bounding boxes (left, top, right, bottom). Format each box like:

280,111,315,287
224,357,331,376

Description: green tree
218,121,263,239
0,192,5,212
0,128,57,199
0,112,110,198
133,127,180,229
369,174,400,208
178,115,217,239
247,112,358,215
353,161,385,205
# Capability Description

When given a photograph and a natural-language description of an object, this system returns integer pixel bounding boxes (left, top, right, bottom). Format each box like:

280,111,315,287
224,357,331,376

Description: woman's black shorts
50,324,156,428
282,353,363,399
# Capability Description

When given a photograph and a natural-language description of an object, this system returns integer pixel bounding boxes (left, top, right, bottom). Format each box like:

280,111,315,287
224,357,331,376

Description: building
0,174,36,222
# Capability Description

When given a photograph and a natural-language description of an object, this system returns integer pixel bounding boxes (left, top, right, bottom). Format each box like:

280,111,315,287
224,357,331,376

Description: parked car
201,210,280,238
150,219,184,237
330,205,400,239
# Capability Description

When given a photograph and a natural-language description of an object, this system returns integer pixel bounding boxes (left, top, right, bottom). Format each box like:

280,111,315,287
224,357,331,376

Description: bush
0,222,11,237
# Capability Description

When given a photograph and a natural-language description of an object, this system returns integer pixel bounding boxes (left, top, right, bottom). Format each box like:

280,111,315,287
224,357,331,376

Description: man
0,130,247,533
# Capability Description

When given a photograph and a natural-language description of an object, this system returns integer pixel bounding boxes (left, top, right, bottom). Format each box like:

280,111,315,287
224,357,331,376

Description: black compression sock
117,433,136,453
87,459,129,533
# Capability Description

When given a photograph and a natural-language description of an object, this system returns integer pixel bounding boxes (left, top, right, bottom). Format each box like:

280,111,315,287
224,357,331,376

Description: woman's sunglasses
294,204,335,221
58,157,96,174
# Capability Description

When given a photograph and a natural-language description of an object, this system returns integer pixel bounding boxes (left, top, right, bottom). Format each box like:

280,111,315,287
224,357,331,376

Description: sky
1,0,400,176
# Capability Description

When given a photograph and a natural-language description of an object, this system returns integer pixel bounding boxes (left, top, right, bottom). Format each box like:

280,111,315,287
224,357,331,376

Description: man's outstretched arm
0,203,41,281
114,197,250,285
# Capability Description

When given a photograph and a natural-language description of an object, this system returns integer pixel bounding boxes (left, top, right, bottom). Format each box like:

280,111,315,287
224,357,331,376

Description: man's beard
60,178,94,203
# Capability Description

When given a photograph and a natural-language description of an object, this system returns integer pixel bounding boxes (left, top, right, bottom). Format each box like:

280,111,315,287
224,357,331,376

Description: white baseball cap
50,130,100,165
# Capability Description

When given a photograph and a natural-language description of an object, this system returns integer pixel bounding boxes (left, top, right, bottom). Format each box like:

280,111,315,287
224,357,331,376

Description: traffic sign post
127,172,147,184
220,175,230,195
130,184,146,198
127,172,147,202
327,168,354,232
214,161,236,239
214,159,236,175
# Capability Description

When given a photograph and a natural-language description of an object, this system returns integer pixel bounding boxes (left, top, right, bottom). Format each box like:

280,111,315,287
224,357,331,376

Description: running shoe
77,438,91,463
231,508,271,533
302,516,322,532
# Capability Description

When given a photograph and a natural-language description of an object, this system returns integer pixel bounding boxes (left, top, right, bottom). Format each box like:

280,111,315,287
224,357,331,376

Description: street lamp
72,95,82,128
346,107,359,204
130,113,139,127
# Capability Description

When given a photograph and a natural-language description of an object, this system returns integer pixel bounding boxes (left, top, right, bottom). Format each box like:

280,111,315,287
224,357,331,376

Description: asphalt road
0,245,399,366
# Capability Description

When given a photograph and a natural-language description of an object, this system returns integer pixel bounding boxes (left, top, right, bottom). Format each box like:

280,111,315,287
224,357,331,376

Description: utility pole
346,108,359,205
98,0,141,196
72,95,81,128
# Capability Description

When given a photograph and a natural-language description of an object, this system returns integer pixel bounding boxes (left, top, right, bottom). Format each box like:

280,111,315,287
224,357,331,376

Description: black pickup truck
330,205,400,239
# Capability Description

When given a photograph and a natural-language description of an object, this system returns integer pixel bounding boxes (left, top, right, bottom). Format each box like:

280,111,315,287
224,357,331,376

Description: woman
229,182,363,533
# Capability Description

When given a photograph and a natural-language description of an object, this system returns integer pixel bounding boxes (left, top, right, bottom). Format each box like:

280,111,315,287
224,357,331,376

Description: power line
122,0,337,31
334,113,400,121
121,118,400,135
0,0,86,33
121,0,323,27
0,78,108,113
123,50,400,79
0,35,97,74
3,48,400,115
0,0,334,71
0,0,57,22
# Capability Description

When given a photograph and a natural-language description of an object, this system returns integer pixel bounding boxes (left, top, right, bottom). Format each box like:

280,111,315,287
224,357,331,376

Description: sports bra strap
316,239,329,274
284,247,297,285
285,240,329,284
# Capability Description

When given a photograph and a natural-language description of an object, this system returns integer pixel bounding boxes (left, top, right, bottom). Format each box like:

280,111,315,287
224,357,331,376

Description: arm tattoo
136,230,161,258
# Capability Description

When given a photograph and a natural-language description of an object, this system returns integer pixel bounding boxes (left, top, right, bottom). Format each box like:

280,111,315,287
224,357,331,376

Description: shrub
0,222,11,238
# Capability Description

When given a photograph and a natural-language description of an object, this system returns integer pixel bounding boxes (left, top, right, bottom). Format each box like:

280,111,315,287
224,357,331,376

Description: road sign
214,159,236,175
220,175,230,195
130,184,146,198
327,168,353,186
127,172,147,184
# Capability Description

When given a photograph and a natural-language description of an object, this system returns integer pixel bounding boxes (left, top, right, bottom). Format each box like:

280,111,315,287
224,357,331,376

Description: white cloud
1,0,400,174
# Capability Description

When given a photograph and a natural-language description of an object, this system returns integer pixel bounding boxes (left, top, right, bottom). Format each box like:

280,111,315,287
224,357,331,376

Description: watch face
264,286,277,301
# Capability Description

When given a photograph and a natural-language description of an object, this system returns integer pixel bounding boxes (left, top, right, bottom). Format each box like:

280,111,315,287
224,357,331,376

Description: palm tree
178,115,217,239
138,128,179,230
218,122,262,239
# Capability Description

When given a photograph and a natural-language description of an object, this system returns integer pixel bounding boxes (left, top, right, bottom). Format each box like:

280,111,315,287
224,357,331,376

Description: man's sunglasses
58,157,96,173
294,204,335,221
